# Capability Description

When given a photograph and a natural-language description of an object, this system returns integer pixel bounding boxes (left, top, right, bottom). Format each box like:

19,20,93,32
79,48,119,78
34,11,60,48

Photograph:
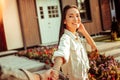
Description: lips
72,23,80,26
72,23,79,25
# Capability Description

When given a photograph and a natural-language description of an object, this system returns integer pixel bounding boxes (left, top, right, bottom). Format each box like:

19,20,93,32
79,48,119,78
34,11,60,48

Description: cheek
64,19,66,24
64,19,71,25
78,18,81,23
66,22,72,26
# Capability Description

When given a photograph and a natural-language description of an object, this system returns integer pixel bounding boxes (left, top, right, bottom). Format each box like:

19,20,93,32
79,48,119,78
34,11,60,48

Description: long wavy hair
59,5,79,40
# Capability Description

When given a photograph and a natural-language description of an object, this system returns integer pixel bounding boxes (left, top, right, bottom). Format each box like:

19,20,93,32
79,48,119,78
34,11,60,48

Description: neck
67,29,76,35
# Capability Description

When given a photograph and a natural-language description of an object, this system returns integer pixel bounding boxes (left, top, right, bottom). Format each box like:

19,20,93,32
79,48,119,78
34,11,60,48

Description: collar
64,29,79,40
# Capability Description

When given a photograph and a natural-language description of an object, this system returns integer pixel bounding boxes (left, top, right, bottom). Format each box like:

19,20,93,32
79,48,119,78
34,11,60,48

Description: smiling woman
51,5,98,80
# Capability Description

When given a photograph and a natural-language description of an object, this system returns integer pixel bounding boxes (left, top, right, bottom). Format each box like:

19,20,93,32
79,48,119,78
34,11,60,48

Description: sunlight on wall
0,0,4,22
2,0,23,50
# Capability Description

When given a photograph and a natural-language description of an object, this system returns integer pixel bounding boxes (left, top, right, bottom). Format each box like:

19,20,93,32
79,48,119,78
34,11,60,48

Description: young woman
52,5,98,80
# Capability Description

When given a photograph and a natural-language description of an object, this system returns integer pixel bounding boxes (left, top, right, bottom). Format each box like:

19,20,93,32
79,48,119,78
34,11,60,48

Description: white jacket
53,29,90,80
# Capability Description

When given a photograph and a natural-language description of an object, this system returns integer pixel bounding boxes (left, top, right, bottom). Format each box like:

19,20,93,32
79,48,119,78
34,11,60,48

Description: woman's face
64,8,81,33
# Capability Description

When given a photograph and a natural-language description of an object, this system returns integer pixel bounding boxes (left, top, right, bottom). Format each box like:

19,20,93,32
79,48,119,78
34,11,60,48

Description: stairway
95,41,120,62
92,34,120,62
82,35,120,62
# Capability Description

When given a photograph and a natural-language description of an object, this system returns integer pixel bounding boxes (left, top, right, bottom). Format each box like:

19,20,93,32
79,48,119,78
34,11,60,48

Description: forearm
81,29,97,50
78,24,96,49
84,31,96,46
53,57,64,71
33,74,41,80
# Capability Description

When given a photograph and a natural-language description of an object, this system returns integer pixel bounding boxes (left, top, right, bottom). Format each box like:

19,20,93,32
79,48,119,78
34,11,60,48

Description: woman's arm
78,23,97,51
53,57,64,71
50,57,64,80
51,34,70,79
34,57,64,80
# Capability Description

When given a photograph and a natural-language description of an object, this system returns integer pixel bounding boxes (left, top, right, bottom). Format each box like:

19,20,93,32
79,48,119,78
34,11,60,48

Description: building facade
0,0,119,52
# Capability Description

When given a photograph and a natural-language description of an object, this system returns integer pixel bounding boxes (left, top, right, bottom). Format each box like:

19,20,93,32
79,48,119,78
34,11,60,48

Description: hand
38,69,58,80
50,68,59,80
91,45,98,52
78,23,86,33
89,50,99,60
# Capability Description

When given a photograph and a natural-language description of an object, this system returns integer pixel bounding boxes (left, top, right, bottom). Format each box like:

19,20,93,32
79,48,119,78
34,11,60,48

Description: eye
69,15,73,18
76,14,80,17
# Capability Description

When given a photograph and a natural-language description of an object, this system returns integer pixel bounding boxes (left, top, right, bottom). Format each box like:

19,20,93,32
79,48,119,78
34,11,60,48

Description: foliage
18,46,120,80
18,45,58,67
88,54,120,80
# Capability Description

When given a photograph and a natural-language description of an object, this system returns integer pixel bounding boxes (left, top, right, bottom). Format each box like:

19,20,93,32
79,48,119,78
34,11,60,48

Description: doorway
36,0,61,44
114,0,120,22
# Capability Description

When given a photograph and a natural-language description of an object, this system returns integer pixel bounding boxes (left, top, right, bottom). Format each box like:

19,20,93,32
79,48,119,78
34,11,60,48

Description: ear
64,20,66,24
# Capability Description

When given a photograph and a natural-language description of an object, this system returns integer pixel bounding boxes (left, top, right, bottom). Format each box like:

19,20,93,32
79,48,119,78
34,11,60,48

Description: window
76,0,91,22
47,5,59,18
39,7,44,19
110,0,114,10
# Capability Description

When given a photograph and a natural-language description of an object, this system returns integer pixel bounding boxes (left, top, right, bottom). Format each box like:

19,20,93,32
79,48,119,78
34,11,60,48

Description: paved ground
82,35,120,62
94,38,120,62
0,55,45,72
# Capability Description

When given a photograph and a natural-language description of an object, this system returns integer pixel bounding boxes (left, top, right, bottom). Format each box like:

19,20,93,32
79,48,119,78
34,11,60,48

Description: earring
64,21,66,24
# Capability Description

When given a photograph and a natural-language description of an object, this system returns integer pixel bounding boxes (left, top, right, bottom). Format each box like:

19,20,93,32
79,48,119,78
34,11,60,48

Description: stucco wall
100,0,112,30
61,0,76,8
2,0,23,50
84,0,102,35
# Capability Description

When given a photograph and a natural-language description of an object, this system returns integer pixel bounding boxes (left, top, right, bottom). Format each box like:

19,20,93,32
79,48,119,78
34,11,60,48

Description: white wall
2,0,23,50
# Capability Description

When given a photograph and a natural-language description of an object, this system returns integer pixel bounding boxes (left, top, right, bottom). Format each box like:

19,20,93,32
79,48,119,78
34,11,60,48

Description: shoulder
59,34,71,43
61,33,71,39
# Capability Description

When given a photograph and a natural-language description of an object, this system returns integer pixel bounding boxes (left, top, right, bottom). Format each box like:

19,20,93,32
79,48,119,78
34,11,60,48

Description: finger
51,76,59,80
48,77,53,80
52,69,59,75
52,73,59,79
51,71,59,80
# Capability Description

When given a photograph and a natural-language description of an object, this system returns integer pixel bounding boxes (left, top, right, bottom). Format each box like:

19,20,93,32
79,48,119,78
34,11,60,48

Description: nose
73,16,78,21
73,16,81,23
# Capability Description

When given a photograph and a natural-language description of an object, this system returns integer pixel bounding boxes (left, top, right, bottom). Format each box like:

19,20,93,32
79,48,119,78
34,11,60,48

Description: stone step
96,41,120,52
99,30,111,35
99,48,120,63
84,41,120,53
100,48,120,57
115,56,120,62
0,50,18,57
0,55,45,72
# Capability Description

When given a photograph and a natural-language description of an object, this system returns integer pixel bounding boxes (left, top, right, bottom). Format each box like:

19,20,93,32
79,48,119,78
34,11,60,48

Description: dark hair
59,5,79,40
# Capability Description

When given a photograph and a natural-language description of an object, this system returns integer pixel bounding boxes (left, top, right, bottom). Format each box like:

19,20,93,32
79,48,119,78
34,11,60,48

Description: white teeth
73,23,78,25
73,23,77,24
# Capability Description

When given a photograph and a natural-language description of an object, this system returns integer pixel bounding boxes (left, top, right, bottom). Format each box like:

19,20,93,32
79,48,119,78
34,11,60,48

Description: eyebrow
68,13,79,16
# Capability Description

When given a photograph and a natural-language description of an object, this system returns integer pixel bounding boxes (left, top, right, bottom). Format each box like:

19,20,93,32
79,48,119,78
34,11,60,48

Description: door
110,0,116,19
114,0,120,22
36,0,61,44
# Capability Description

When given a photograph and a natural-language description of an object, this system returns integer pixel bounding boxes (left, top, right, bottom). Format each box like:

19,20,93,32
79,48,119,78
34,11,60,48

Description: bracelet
52,68,64,75
53,68,67,79
39,74,42,80
36,73,42,80
19,69,31,80
52,68,60,72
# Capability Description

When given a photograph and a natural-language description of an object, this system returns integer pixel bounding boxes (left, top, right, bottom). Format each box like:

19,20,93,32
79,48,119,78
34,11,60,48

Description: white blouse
52,29,90,80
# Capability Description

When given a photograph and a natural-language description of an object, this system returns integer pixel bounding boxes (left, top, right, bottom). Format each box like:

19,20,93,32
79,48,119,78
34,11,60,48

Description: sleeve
52,34,71,63
19,69,35,80
0,65,32,80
